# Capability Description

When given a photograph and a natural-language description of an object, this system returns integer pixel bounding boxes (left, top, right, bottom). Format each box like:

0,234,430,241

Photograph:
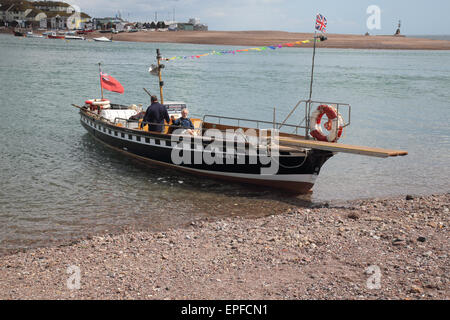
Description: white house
0,1,90,29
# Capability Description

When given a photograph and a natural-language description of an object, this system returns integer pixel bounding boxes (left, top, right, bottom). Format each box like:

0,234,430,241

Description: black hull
80,111,333,193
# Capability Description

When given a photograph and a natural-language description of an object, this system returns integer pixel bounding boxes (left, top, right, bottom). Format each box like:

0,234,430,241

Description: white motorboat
65,35,85,40
26,31,43,38
93,36,112,42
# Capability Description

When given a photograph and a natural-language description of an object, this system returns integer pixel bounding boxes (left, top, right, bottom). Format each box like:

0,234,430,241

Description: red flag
100,72,124,94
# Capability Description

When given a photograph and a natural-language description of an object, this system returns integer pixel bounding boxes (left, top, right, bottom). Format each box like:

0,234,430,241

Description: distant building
0,0,91,29
177,23,193,31
93,17,125,30
394,20,401,36
175,18,207,31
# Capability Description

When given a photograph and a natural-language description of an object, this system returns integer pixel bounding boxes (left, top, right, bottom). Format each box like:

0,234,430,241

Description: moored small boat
65,35,85,40
77,29,94,34
47,32,64,39
93,36,112,42
26,31,44,38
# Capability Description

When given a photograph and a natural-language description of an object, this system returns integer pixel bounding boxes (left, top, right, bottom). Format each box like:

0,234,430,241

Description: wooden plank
278,137,408,158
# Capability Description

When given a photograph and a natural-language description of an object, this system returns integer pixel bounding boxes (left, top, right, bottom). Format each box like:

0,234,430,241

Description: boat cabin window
145,138,150,144
128,134,132,140
136,136,141,142
121,133,125,138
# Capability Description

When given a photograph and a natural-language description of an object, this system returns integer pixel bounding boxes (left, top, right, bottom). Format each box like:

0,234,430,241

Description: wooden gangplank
279,137,408,158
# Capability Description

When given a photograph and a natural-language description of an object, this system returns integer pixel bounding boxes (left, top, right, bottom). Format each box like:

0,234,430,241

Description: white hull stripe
178,167,318,183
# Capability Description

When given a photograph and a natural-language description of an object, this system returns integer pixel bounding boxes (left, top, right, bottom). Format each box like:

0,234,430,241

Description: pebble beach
0,193,448,300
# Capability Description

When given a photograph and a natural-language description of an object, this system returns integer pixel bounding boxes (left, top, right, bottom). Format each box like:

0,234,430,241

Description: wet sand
0,193,448,300
2,29,450,50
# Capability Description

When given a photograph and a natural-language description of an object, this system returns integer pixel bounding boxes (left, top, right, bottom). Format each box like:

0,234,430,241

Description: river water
0,34,449,253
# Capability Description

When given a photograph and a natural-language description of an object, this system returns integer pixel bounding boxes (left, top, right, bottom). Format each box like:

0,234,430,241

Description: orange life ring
85,98,109,105
309,104,344,142
85,99,110,112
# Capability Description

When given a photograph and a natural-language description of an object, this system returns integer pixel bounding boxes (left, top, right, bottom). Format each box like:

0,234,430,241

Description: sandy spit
102,30,450,50
0,193,448,300
2,29,450,50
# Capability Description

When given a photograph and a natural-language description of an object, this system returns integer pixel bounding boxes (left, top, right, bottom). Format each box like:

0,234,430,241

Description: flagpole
98,62,104,100
308,30,317,102
305,29,317,139
156,49,164,104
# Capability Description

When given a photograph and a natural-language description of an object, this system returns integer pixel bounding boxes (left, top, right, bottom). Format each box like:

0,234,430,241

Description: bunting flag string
162,38,320,62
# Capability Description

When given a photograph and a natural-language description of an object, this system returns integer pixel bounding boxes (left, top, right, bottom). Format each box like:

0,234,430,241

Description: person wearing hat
143,95,170,133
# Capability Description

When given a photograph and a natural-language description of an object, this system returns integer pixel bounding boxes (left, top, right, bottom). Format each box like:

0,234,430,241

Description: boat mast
156,49,164,104
308,32,317,102
98,62,104,99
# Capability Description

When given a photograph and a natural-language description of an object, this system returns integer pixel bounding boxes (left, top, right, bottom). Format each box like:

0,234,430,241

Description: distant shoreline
2,29,450,50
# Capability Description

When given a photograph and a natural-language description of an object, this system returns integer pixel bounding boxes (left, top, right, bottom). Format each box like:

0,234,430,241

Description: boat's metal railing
203,99,351,138
107,98,351,139
113,117,138,128
202,115,306,135
301,100,351,138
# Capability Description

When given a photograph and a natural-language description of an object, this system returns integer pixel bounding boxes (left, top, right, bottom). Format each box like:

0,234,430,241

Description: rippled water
0,34,449,253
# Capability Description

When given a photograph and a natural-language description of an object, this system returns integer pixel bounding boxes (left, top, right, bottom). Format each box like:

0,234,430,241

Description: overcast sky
68,0,449,35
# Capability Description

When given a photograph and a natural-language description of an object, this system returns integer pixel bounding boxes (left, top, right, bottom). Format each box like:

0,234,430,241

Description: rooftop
33,1,70,7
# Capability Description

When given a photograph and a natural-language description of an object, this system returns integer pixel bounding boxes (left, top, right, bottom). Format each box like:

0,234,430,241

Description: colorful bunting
162,37,319,62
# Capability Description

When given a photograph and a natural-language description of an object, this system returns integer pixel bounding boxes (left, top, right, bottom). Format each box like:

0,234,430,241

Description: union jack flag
315,14,327,32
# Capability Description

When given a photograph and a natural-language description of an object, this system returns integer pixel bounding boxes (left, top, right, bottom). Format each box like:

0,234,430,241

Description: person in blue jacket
172,108,195,135
143,95,170,132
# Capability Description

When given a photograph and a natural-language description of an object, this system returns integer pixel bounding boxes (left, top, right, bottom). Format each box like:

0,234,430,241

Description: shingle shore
0,193,448,299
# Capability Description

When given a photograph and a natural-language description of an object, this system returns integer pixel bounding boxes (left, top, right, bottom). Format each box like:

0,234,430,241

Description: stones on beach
409,285,423,294
423,251,432,257
417,236,426,242
347,212,360,220
392,238,406,246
